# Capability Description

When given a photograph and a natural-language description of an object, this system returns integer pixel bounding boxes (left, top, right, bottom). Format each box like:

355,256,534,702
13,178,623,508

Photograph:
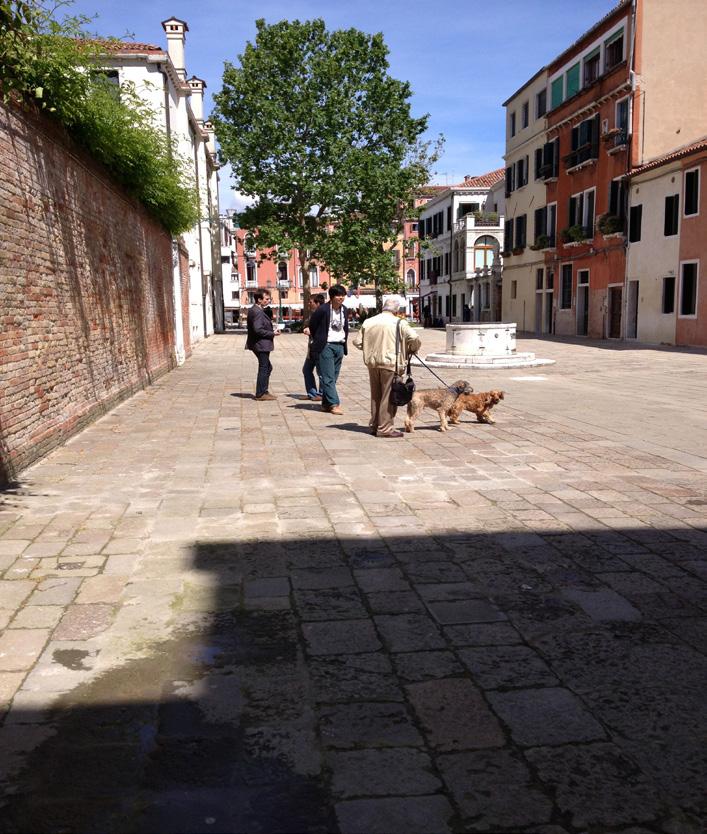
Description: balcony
539,162,558,181
564,143,599,173
454,213,502,233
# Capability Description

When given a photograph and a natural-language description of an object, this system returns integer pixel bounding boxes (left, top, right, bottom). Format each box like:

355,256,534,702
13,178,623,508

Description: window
560,264,573,309
406,268,415,287
511,280,517,300
452,239,460,272
609,179,627,220
536,269,544,291
569,189,595,236
662,276,675,314
231,272,239,283
452,294,457,317
482,283,490,308
566,62,580,98
522,101,529,129
605,28,624,72
568,115,599,168
629,204,642,242
536,89,547,118
474,235,497,269
447,206,452,230
540,139,559,179
445,296,450,317
534,207,547,242
505,165,514,196
684,168,700,216
515,215,527,249
615,98,629,145
664,195,679,236
583,48,600,87
231,291,239,300
510,111,516,137
504,217,514,254
410,222,418,232
515,156,528,188
246,259,257,284
547,203,557,247
577,269,589,285
547,270,554,290
551,76,564,110
680,262,698,316
309,266,319,287
534,148,543,180
444,252,449,275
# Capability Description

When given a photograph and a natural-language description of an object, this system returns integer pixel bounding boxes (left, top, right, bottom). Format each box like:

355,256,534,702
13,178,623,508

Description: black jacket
308,302,349,359
246,304,275,353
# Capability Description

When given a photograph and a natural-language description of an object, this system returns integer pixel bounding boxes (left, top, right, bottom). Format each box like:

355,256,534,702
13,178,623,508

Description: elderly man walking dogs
246,289,279,400
354,297,421,438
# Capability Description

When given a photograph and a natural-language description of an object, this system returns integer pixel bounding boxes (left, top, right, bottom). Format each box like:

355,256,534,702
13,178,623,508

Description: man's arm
402,321,421,355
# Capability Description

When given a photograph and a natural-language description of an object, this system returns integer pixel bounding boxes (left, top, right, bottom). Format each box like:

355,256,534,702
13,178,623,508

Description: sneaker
307,392,322,401
328,405,343,415
255,393,276,401
376,430,404,438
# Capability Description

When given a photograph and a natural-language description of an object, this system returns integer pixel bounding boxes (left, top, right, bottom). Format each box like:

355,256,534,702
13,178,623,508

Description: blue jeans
302,355,320,396
317,343,344,407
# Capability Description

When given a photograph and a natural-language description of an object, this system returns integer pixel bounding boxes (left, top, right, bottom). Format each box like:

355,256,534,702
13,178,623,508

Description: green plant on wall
0,0,199,235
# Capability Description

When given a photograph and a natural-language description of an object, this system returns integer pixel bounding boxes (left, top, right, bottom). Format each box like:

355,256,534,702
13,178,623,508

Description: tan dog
404,380,474,433
448,389,505,425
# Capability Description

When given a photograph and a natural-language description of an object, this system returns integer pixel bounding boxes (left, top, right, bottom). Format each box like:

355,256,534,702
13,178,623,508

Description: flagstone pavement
0,329,706,834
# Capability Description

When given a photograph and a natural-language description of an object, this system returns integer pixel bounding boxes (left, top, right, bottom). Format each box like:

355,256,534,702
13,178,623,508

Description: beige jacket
353,312,421,373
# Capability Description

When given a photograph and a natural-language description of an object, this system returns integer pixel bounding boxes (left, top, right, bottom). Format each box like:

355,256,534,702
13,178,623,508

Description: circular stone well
418,323,555,369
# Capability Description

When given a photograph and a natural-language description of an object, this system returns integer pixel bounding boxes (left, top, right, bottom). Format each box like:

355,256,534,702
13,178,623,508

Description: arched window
406,268,415,287
309,266,319,287
278,261,288,283
473,235,499,270
298,268,304,288
246,259,256,285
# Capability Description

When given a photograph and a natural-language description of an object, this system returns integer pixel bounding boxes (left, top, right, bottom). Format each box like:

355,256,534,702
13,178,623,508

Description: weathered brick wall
0,102,177,484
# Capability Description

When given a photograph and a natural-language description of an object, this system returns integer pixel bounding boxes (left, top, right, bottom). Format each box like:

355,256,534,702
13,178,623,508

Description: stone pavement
0,330,706,834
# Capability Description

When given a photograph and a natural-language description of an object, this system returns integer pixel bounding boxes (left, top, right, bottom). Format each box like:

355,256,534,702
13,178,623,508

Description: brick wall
0,102,177,484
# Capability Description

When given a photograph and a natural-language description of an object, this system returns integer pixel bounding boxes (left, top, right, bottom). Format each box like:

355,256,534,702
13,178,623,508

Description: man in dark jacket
307,284,348,414
246,290,279,400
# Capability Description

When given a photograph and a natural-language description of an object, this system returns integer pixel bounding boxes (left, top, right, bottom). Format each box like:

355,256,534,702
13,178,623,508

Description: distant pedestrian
354,296,421,437
308,284,349,414
246,289,279,400
302,293,325,400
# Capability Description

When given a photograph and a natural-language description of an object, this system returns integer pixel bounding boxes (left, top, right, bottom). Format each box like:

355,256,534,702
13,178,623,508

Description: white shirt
327,306,346,343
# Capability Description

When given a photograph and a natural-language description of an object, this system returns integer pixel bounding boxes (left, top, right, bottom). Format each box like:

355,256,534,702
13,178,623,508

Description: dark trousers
255,350,272,397
317,343,344,407
302,356,320,395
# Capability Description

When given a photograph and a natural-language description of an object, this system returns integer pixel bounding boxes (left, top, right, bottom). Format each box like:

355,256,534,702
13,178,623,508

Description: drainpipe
622,0,639,340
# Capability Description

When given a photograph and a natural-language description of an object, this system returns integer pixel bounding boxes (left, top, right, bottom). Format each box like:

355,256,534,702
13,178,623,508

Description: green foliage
597,213,624,235
0,0,198,235
213,17,442,317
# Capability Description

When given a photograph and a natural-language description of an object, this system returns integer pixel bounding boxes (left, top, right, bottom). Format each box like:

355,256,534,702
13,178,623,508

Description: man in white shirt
307,285,349,414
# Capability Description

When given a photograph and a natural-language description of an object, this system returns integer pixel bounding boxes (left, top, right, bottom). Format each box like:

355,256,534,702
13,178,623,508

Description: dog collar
448,385,464,395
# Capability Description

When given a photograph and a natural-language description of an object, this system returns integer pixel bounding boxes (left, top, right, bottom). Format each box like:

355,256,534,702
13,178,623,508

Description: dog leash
412,352,465,394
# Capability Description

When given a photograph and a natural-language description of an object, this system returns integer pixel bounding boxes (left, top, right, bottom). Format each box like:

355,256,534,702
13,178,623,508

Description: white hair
382,296,403,313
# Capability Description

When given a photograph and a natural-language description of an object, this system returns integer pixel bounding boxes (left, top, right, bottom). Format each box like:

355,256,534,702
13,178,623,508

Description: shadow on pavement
0,529,705,833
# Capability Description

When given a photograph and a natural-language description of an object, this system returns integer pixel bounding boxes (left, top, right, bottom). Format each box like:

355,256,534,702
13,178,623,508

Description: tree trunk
300,249,311,325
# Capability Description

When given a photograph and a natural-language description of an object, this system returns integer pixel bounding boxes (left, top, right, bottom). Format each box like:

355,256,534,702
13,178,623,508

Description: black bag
390,320,416,407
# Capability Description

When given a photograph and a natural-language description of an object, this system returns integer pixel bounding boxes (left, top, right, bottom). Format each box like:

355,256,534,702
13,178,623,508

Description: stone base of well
417,323,555,369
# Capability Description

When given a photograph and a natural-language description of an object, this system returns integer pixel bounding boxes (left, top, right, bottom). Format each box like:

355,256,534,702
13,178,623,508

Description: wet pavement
0,330,706,834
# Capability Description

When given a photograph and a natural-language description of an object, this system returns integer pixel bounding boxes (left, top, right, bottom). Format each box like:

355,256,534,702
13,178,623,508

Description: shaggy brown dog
448,389,505,425
404,380,474,433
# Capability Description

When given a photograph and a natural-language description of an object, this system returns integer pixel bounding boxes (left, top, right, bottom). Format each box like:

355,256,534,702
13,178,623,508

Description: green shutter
566,63,580,98
605,27,623,46
551,77,564,109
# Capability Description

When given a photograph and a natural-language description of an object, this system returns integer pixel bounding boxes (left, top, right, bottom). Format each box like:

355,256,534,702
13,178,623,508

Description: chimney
188,76,206,123
203,120,217,156
161,17,189,80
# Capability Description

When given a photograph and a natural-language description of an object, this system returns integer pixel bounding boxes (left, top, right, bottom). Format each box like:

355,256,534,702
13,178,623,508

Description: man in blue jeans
307,285,348,414
302,293,325,399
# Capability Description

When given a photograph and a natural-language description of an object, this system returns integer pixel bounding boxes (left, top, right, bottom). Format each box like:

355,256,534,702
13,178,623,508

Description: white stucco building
418,171,505,325
99,18,221,354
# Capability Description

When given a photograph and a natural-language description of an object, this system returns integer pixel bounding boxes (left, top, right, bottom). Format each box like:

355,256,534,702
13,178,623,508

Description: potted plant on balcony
561,224,586,244
597,213,625,236
530,234,550,251
512,245,524,255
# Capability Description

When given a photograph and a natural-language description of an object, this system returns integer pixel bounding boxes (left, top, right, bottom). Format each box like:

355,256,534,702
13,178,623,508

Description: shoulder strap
395,319,401,375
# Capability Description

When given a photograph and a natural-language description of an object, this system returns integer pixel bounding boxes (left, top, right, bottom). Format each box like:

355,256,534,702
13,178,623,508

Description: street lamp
277,278,290,326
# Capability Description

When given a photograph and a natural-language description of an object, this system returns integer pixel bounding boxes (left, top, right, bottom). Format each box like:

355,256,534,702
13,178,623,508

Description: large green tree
212,18,440,317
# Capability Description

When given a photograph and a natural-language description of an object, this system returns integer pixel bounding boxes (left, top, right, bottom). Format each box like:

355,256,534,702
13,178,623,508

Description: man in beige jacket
353,297,421,438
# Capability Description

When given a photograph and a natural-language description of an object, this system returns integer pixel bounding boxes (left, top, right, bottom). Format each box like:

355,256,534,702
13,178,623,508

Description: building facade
101,18,221,355
501,0,706,345
502,69,552,334
626,140,706,346
418,172,504,325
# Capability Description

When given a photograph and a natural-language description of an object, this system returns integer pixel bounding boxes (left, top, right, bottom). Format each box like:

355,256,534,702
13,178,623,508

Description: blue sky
67,0,617,209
